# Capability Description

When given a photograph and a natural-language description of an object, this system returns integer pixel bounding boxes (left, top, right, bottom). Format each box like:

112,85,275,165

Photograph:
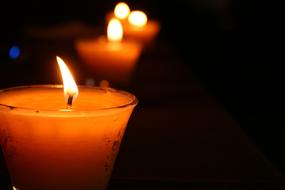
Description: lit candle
0,57,137,190
114,2,130,20
124,10,160,46
75,18,142,84
106,3,160,47
106,2,130,25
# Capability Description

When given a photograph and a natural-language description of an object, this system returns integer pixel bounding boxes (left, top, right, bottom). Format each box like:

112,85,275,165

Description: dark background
0,0,284,189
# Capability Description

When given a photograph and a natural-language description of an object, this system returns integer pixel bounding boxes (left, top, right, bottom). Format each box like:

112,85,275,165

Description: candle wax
0,85,137,190
76,36,142,84
123,20,160,46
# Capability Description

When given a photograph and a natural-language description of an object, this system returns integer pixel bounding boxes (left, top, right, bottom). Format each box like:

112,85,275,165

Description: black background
0,0,284,188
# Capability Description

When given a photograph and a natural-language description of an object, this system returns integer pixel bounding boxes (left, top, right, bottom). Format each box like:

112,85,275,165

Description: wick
67,95,73,109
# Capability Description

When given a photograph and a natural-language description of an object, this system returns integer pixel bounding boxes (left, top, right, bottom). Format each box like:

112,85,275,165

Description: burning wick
67,95,74,109
57,56,79,110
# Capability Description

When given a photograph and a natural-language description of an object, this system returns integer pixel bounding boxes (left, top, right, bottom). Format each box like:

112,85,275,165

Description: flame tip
56,56,63,62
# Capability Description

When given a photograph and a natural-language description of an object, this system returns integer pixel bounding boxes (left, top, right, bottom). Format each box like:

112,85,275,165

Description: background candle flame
107,18,123,42
128,10,148,27
57,56,78,103
114,2,130,19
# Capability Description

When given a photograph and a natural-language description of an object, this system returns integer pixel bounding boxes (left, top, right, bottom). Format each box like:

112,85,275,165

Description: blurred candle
0,57,137,190
114,2,130,20
124,10,160,46
128,11,148,27
75,18,142,84
106,2,130,24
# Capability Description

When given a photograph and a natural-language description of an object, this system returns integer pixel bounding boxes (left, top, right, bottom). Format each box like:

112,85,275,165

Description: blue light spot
9,46,21,59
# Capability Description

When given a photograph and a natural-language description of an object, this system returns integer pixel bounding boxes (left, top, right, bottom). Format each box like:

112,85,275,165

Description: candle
106,2,130,25
0,57,137,190
106,3,160,47
124,10,160,46
75,18,142,85
114,2,130,21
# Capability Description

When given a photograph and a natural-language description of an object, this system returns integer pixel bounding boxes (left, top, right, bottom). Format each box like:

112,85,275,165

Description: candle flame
128,10,148,27
107,18,123,42
57,56,78,104
114,2,130,19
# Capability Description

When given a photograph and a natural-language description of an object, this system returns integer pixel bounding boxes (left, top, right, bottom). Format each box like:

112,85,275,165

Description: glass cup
0,85,137,190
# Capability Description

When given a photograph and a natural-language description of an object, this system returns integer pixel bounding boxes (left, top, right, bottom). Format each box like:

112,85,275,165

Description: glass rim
0,85,138,115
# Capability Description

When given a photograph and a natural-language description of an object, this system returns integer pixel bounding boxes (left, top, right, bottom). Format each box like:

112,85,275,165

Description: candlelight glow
107,18,123,42
128,11,148,27
114,2,130,19
57,56,78,103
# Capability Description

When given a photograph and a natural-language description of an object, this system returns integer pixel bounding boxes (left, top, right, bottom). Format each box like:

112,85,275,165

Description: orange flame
57,56,78,103
107,18,123,42
128,10,148,27
114,2,130,19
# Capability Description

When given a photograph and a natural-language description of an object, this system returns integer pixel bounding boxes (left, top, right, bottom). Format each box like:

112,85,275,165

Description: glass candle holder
0,85,137,190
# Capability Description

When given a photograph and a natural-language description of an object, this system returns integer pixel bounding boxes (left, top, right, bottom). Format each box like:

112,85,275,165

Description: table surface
109,43,285,189
1,40,285,190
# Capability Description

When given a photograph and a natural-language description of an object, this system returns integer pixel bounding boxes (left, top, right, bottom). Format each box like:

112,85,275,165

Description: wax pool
76,36,142,84
0,85,137,190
